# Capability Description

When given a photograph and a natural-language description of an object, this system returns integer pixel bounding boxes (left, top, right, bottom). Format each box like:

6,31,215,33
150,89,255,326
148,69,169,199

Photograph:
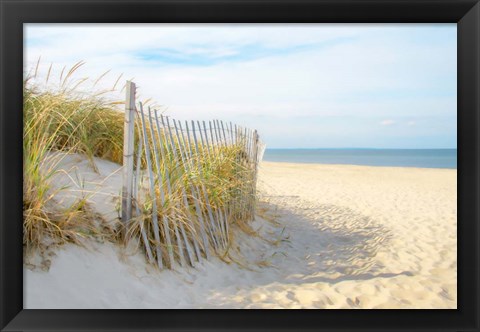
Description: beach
24,158,457,309
254,161,457,308
22,24,458,311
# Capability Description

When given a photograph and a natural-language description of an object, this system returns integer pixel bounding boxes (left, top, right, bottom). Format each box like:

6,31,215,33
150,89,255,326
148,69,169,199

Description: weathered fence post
121,81,136,233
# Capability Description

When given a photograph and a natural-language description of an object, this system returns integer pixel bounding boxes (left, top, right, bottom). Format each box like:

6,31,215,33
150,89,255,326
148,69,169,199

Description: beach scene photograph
23,24,456,309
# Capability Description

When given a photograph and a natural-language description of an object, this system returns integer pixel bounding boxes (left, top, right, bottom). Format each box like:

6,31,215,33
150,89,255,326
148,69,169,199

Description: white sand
24,157,456,309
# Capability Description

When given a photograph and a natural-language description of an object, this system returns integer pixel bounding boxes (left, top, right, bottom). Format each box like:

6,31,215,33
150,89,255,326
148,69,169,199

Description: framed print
1,0,479,331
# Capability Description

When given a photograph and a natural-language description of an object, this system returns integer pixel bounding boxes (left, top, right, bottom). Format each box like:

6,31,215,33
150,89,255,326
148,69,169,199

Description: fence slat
209,121,216,152
122,81,136,230
248,128,255,219
212,120,228,246
163,116,188,268
192,120,222,252
213,120,221,147
219,120,231,237
200,121,212,157
206,120,227,247
200,118,228,248
220,120,228,146
229,122,235,146
172,118,199,266
251,130,260,221
178,121,204,262
132,127,155,264
138,103,164,269
185,121,212,259
232,123,240,219
154,112,175,268
202,120,228,249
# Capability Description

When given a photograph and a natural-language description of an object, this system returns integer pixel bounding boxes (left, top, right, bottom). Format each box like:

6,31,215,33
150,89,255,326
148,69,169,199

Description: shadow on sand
254,196,410,285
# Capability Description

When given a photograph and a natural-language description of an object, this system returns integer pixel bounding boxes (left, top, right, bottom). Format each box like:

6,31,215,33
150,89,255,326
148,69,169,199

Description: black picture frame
1,0,479,331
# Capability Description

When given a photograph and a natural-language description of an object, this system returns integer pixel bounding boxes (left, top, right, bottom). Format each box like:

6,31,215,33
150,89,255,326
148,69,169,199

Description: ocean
262,149,457,169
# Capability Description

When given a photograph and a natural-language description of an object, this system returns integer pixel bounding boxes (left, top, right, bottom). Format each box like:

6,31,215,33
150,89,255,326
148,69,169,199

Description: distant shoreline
262,148,457,169
260,160,457,171
266,148,457,150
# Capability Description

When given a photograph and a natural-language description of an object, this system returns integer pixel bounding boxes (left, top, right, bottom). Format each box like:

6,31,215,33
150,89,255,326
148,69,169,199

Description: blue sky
25,24,457,149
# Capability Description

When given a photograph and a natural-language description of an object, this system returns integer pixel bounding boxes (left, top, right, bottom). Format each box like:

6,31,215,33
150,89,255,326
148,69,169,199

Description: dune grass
125,111,258,268
23,63,125,255
23,62,259,267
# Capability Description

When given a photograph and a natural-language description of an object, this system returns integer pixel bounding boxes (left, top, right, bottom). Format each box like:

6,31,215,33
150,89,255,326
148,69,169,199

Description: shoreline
260,160,457,171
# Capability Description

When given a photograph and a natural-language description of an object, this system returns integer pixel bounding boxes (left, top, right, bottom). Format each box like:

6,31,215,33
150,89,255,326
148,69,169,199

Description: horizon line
265,147,457,150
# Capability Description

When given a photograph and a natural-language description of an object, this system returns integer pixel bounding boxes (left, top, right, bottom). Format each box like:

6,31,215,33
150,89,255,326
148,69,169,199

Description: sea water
262,149,457,169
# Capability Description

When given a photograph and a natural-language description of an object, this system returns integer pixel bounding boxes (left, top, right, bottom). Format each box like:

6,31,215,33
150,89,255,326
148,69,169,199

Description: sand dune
24,158,456,308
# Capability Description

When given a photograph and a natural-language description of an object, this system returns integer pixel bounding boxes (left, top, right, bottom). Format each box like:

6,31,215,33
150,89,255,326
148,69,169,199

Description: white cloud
380,120,396,126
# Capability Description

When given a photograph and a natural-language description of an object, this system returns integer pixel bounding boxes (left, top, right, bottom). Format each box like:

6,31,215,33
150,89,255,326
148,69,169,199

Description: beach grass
126,118,256,267
23,61,257,266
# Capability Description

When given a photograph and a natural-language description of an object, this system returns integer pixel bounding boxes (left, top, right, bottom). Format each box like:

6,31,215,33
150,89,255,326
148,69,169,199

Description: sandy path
241,161,457,308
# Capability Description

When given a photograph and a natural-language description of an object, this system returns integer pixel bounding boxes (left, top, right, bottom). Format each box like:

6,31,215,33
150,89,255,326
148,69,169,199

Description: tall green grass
23,62,125,255
23,62,258,267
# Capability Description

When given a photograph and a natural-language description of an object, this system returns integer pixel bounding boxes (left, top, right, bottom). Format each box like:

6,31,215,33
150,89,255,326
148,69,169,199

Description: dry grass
125,118,259,268
23,61,125,256
23,61,261,269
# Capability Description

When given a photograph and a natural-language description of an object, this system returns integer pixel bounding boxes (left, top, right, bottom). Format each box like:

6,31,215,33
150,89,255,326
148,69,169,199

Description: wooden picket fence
121,81,265,269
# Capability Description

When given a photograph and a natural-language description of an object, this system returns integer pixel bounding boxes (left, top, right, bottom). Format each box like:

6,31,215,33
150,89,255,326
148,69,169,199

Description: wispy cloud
24,24,457,148
380,120,396,126
134,37,356,67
